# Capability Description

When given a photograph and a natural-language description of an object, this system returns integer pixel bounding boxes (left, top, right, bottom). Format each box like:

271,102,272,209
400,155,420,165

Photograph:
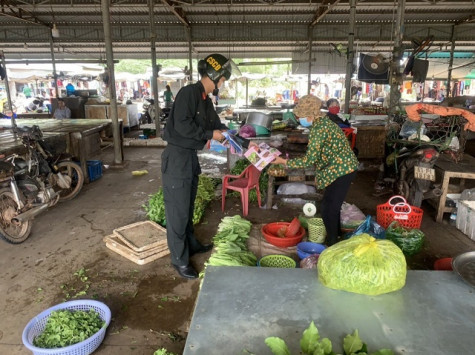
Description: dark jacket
164,81,227,150
327,113,350,127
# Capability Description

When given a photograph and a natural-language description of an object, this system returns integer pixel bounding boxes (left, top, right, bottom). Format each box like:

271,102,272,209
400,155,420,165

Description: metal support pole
447,25,456,98
245,78,249,108
307,27,313,95
187,27,193,83
49,36,59,98
344,0,356,114
0,51,16,129
149,0,161,135
101,0,123,165
389,0,406,118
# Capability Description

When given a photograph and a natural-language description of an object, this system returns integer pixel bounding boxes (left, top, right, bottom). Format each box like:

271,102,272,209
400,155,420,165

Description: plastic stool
433,258,453,271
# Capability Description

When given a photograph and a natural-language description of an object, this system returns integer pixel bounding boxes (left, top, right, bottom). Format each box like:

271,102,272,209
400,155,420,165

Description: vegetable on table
33,309,105,349
265,321,394,355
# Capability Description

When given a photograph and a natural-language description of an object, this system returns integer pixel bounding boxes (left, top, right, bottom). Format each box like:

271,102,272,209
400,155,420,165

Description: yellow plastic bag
317,234,407,295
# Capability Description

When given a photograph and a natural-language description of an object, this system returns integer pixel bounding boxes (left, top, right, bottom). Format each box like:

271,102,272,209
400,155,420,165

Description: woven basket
258,255,296,268
307,218,326,243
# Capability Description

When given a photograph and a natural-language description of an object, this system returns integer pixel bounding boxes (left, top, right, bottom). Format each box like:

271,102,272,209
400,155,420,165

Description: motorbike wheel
0,189,32,244
55,161,84,202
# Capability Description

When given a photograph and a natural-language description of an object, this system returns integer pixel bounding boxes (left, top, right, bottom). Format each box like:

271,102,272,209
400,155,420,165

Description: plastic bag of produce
347,215,386,239
318,234,407,295
300,254,319,269
340,202,365,229
386,221,424,256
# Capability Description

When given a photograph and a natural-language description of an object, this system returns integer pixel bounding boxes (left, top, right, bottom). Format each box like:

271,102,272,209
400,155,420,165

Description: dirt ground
0,142,474,355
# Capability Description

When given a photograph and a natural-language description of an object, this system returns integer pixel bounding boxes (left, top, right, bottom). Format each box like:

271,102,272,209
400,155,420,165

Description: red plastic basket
376,195,423,229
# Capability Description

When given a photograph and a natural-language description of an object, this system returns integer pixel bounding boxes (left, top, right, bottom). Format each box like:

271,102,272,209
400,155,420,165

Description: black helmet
198,54,240,83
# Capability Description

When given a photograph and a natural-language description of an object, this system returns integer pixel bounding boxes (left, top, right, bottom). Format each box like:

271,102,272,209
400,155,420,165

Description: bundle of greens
230,159,268,202
265,321,394,355
386,221,424,256
204,215,257,269
144,175,216,226
33,309,105,349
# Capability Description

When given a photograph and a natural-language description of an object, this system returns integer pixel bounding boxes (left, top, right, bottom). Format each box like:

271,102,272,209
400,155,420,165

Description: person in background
326,98,350,127
53,98,71,119
162,53,252,279
23,85,32,99
271,95,358,246
163,85,174,108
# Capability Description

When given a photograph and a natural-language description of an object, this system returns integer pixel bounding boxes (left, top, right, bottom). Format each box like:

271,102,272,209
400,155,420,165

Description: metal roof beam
0,3,50,27
161,0,190,28
310,0,342,27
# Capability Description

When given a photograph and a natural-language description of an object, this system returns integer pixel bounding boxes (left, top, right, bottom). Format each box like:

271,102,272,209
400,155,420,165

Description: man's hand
248,141,258,148
271,156,287,165
212,130,225,142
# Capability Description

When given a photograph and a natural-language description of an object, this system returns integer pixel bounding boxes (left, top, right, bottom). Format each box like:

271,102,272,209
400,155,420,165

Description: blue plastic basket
22,300,111,355
87,160,103,182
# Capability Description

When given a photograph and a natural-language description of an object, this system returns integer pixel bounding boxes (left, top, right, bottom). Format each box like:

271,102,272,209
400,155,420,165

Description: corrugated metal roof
2,0,475,62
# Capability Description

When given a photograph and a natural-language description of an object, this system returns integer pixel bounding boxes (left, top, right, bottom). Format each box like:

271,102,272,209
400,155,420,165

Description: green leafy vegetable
153,348,177,355
343,329,363,354
264,322,394,355
265,337,291,355
386,221,424,256
144,175,216,226
33,309,105,349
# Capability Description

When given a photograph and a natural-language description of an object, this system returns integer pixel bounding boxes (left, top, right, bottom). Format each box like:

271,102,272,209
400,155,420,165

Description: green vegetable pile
154,348,177,355
33,309,105,349
230,159,268,203
204,215,257,268
265,321,394,355
144,175,216,226
385,221,424,256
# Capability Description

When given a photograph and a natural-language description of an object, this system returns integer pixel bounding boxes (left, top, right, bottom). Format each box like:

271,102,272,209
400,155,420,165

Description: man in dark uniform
161,53,241,279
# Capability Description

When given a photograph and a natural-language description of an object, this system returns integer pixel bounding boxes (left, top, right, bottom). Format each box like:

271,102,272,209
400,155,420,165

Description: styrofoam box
456,200,475,240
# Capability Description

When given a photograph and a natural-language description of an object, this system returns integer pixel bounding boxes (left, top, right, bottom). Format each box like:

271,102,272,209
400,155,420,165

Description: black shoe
172,264,198,279
190,243,213,256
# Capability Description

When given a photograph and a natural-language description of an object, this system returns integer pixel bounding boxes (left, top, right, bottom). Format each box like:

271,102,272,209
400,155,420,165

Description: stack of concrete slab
103,221,169,265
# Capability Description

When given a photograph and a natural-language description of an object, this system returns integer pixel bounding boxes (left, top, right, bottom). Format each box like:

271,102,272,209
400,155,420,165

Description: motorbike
395,145,441,207
0,125,84,244
140,98,169,125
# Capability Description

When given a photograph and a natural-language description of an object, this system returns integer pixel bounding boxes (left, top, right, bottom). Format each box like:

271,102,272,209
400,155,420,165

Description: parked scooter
0,125,84,243
140,98,169,125
392,145,441,207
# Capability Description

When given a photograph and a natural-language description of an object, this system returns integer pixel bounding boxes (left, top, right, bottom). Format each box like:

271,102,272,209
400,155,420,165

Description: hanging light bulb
51,23,60,38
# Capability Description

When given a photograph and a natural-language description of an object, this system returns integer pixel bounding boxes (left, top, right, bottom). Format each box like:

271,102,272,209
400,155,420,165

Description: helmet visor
222,58,241,80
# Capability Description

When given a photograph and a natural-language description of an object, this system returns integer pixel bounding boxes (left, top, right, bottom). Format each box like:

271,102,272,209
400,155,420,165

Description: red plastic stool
433,258,453,271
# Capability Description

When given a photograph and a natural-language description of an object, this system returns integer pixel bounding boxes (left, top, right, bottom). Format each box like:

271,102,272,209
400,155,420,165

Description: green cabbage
317,234,407,295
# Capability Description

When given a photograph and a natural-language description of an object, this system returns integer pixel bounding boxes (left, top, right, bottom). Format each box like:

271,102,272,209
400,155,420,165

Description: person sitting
326,98,350,127
53,99,71,119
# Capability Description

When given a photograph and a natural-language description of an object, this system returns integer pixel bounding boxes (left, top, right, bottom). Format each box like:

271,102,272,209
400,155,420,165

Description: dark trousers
320,171,357,246
161,145,203,266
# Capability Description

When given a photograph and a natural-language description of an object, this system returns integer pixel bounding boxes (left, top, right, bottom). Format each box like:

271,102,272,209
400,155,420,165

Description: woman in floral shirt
272,95,358,245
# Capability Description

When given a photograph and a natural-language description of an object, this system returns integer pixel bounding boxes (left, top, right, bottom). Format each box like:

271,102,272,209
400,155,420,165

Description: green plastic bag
317,234,407,295
386,221,424,256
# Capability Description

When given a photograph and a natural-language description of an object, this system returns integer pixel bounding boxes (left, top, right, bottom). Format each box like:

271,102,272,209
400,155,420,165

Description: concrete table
185,266,474,355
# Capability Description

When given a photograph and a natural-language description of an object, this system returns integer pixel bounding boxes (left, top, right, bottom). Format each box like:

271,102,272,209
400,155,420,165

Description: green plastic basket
258,255,296,268
307,218,326,243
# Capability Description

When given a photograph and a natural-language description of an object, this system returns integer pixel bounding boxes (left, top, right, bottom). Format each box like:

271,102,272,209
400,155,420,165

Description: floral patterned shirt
287,116,359,189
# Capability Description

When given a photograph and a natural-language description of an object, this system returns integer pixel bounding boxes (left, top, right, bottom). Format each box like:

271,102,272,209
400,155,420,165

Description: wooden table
434,154,475,222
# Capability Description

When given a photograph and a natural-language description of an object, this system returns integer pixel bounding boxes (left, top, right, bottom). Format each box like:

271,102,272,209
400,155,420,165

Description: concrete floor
0,144,474,355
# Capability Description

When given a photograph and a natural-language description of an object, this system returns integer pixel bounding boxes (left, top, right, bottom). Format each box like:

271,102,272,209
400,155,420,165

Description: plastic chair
341,127,357,150
222,164,262,216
